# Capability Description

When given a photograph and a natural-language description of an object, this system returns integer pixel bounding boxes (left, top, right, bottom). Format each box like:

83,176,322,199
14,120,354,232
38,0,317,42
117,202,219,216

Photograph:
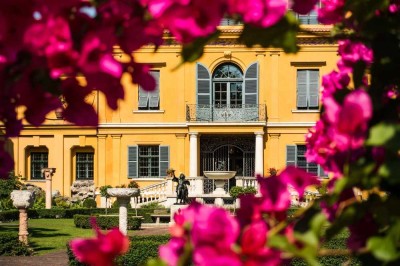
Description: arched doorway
200,135,255,194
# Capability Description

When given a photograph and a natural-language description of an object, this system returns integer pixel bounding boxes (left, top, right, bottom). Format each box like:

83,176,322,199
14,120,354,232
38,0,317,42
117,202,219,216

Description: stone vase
107,188,140,235
11,190,35,244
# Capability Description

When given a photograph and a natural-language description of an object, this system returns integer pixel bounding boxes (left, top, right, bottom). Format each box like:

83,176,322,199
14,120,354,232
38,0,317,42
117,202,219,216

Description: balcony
186,104,267,122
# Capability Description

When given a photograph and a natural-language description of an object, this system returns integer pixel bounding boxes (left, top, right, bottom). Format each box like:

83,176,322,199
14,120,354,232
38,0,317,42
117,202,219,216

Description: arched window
212,63,243,107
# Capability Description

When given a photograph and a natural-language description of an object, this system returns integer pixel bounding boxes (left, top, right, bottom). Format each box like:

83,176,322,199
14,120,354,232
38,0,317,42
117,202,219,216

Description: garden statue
173,173,190,204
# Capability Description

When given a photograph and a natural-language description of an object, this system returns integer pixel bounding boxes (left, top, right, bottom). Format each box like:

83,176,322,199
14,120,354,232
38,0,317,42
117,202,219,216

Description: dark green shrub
0,172,25,200
0,232,33,256
128,181,139,188
32,190,46,209
36,208,67,218
82,198,97,209
99,185,113,198
0,197,14,211
118,240,164,265
73,215,142,230
0,210,19,222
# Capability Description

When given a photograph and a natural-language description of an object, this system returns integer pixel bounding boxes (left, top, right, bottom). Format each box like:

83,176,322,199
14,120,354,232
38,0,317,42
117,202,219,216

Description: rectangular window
76,152,94,180
286,145,325,177
31,152,48,179
296,69,319,110
138,146,159,177
128,145,169,178
138,70,160,110
296,1,320,25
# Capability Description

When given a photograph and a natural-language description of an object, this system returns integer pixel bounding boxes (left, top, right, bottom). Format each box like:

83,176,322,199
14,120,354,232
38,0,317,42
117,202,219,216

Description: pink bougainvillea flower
228,0,287,28
0,142,14,179
161,202,240,266
78,32,121,78
190,204,239,250
70,219,129,266
280,166,320,200
159,237,186,266
347,213,378,251
144,0,226,43
61,78,98,126
85,72,124,110
321,70,350,99
236,194,263,228
337,40,374,73
240,220,282,266
317,0,345,25
324,89,372,148
257,174,291,213
291,0,318,15
307,89,372,176
193,245,241,266
127,62,156,92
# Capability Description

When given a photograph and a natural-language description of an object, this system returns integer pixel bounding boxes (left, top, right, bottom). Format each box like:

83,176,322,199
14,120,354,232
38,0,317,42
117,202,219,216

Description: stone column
189,132,198,178
11,190,35,245
42,168,56,209
117,197,130,235
107,188,140,235
255,132,264,176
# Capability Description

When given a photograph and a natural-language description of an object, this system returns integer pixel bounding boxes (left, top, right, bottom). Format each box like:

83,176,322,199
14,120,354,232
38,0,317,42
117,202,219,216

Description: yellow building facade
5,23,338,203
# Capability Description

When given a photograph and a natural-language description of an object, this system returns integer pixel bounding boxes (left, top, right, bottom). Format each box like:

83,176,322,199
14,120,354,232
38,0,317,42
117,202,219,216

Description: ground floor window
139,146,159,177
286,145,325,177
76,152,94,180
31,152,48,180
128,145,169,178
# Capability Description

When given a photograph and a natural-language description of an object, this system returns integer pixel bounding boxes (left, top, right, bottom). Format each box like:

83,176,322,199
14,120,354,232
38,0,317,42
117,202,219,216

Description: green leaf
367,236,400,262
239,13,299,53
366,122,400,153
180,31,220,63
146,258,167,266
367,221,400,262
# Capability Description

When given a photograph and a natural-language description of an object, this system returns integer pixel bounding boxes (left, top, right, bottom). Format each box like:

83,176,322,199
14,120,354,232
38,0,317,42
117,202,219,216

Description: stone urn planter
11,190,35,244
107,188,140,235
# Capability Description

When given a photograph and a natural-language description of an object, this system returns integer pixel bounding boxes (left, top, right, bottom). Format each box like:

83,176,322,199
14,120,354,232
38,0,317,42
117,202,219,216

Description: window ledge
291,109,320,113
130,178,166,181
26,180,46,183
133,110,165,114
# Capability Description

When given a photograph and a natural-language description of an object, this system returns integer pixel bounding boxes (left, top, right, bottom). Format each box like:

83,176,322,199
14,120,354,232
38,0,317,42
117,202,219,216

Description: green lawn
0,219,95,255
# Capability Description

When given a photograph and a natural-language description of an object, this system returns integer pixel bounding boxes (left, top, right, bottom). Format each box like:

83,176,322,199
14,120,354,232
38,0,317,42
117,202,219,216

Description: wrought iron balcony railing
186,104,267,122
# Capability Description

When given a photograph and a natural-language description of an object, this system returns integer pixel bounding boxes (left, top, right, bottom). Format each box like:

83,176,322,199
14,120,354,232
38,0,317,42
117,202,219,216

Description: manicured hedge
67,235,170,266
0,232,33,256
118,235,170,266
0,207,164,222
73,215,142,230
0,210,19,222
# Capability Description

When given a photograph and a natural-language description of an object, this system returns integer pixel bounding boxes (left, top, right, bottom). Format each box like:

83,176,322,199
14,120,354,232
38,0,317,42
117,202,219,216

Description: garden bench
150,209,170,224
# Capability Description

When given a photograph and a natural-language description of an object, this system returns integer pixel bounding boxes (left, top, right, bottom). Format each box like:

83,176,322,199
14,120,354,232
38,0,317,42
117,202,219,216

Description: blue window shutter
318,165,327,178
159,146,169,177
196,63,211,106
286,145,297,166
128,146,138,178
244,62,258,105
297,70,308,108
309,70,319,108
138,88,149,108
148,71,160,108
